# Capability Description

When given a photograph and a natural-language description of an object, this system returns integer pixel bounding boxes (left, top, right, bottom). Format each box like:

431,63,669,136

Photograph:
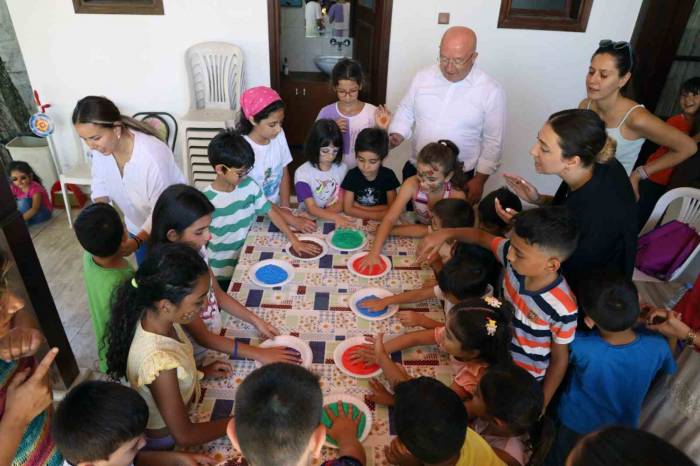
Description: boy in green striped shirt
203,129,320,289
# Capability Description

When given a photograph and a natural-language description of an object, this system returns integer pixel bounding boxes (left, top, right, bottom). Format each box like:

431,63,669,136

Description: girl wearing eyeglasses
316,58,391,169
294,119,353,228
581,40,695,199
8,161,53,225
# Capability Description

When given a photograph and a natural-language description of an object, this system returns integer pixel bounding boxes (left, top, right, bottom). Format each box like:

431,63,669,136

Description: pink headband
240,86,282,119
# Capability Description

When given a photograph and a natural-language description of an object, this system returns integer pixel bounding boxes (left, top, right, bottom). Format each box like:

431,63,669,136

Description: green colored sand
331,229,364,249
321,402,367,445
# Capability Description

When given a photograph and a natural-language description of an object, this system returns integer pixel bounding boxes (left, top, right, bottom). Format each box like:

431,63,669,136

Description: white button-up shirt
390,64,506,175
90,131,185,234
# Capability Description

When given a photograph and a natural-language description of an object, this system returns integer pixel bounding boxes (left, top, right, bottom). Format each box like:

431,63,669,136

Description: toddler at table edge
228,362,366,466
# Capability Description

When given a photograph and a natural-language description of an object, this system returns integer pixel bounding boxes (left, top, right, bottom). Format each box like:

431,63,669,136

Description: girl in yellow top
105,243,231,450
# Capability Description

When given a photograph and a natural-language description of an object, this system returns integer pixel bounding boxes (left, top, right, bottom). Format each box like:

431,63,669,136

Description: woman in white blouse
72,96,185,264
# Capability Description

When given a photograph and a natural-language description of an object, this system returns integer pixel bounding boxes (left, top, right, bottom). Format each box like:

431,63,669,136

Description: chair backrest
133,112,178,151
185,42,244,112
640,187,700,235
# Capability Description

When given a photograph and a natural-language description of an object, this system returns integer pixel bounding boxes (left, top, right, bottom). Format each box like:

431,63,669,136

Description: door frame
267,0,393,103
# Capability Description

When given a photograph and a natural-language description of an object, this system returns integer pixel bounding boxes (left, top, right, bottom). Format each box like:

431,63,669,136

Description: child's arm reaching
148,369,230,446
280,166,292,208
349,330,436,367
416,227,496,264
211,271,280,338
390,224,430,237
268,205,322,257
361,286,436,312
302,195,353,228
183,316,300,365
324,401,367,465
136,451,216,466
342,190,389,221
542,342,569,409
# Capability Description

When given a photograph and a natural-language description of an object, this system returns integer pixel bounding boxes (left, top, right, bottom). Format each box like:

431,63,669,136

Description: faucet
330,38,351,51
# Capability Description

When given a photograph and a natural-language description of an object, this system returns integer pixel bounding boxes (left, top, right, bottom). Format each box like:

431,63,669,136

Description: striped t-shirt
491,237,578,380
203,178,272,282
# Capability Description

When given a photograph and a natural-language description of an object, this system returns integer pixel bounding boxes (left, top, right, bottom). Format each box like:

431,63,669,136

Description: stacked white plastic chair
181,42,244,188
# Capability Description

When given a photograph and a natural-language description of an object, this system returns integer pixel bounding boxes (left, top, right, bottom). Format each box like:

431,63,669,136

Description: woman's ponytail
72,95,164,142
104,243,209,380
595,136,617,164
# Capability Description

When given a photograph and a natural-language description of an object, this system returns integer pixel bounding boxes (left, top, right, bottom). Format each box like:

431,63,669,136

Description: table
192,216,455,466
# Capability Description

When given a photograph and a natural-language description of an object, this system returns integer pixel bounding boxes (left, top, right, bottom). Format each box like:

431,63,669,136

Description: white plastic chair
58,133,92,229
634,187,700,282
182,42,244,126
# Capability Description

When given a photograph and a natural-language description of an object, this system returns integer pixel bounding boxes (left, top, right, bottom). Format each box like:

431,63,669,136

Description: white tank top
587,100,645,175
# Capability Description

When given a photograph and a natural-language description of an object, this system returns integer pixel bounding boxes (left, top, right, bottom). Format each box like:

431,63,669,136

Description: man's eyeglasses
438,52,475,68
222,166,252,177
598,40,633,67
336,88,359,97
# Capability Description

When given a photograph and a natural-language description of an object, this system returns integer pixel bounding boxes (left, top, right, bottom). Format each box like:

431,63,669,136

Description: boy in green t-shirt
203,128,320,288
74,203,133,373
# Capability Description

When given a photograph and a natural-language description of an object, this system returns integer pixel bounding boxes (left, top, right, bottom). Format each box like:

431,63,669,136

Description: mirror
304,0,353,38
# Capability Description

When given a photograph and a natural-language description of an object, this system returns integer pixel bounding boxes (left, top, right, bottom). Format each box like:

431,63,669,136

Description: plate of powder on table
248,259,294,288
347,252,392,279
333,336,382,378
321,393,373,448
349,288,399,321
325,228,367,252
255,335,312,368
284,236,327,261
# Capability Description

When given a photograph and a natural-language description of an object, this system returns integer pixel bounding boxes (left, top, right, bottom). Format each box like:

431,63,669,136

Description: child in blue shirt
546,273,676,466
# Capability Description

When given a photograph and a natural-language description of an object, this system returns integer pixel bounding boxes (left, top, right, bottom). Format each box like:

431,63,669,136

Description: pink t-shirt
434,326,489,396
11,181,53,211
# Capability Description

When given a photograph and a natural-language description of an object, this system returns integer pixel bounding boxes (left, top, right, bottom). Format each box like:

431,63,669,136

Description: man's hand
389,133,405,149
465,174,487,205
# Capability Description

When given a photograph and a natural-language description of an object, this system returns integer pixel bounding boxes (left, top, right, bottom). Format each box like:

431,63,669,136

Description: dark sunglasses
599,39,633,67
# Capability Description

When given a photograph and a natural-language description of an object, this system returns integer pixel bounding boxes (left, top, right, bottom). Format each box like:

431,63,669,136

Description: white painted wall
5,0,270,169
382,0,644,195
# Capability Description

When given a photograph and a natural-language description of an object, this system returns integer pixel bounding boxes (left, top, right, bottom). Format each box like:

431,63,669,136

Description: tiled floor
28,208,683,373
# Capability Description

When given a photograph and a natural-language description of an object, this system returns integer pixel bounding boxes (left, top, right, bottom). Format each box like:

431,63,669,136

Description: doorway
267,0,393,175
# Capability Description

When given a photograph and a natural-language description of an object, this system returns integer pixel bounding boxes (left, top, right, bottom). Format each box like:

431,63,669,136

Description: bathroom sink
314,55,345,76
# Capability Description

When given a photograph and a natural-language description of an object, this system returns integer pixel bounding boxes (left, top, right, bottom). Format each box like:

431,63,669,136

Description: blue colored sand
356,295,388,317
255,264,288,285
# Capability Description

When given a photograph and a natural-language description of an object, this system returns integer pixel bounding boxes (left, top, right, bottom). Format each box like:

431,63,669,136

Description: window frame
497,0,594,32
72,0,164,15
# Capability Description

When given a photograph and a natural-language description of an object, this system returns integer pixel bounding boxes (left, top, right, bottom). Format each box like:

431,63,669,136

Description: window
498,0,593,32
72,0,164,15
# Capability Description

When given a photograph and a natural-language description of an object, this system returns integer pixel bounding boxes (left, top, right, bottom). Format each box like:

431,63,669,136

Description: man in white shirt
389,26,506,204
305,0,323,37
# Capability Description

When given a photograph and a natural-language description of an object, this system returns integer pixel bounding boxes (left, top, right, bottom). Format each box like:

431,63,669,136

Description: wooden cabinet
279,72,336,147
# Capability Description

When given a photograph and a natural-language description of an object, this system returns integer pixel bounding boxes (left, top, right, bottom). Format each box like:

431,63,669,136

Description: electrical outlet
438,12,450,24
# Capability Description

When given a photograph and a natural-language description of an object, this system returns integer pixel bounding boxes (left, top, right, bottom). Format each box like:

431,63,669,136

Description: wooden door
352,0,393,105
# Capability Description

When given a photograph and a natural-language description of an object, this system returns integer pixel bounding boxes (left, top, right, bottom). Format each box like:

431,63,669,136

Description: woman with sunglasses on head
581,40,696,198
73,96,185,265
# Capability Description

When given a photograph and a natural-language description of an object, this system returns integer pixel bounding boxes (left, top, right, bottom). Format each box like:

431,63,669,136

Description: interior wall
5,0,270,169
382,0,644,195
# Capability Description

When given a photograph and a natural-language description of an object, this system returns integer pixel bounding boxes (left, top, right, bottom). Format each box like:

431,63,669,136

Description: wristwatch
685,330,697,347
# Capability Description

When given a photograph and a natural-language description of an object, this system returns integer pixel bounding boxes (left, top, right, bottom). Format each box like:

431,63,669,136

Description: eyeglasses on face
222,166,252,177
336,88,359,97
438,52,475,68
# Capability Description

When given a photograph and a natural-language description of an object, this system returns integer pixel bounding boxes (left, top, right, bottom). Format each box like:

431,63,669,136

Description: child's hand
335,117,349,133
361,298,389,312
384,438,421,466
325,401,362,446
375,105,392,130
356,252,382,274
256,346,303,365
373,332,386,357
254,319,280,339
503,173,540,204
645,308,690,341
347,342,376,365
4,348,58,427
416,229,450,264
398,311,425,328
333,214,354,229
290,215,317,234
290,239,322,257
368,378,395,406
494,197,517,225
0,327,44,362
202,360,232,379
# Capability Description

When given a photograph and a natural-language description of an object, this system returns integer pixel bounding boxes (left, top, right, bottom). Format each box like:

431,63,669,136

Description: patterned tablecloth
192,216,454,466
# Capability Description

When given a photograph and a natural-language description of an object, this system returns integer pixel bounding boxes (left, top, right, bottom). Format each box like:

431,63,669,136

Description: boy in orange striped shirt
417,206,579,408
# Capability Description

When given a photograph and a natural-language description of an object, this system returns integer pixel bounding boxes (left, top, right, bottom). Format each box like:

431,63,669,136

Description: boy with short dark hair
389,377,505,466
203,128,319,287
52,380,211,466
229,363,365,466
74,203,134,373
545,273,677,466
478,187,522,236
417,206,579,407
341,128,400,220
